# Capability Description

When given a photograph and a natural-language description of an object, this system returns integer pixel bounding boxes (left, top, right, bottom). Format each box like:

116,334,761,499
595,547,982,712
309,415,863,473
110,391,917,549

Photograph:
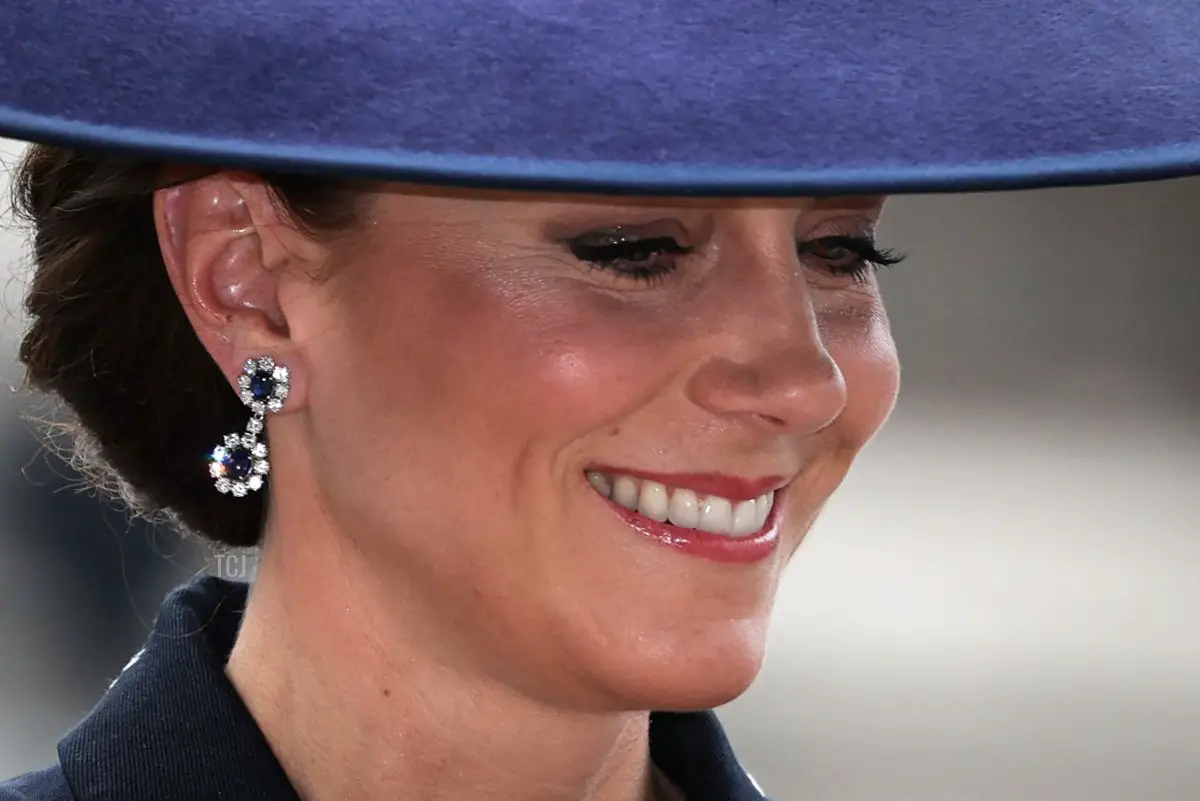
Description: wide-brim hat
1,1,1199,196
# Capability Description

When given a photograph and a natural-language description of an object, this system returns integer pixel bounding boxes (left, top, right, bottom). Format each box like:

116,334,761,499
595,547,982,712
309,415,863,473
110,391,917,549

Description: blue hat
1,0,1198,196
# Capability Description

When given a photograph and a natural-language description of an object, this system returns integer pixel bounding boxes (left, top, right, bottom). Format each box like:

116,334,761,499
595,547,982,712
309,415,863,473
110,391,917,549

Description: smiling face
261,187,901,712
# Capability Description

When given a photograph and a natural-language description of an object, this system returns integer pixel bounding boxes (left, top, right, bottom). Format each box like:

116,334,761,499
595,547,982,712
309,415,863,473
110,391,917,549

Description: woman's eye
797,235,906,282
566,231,690,285
564,229,903,286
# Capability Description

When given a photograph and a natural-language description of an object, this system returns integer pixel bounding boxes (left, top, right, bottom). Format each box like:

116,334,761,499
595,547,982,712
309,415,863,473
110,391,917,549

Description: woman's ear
153,172,323,404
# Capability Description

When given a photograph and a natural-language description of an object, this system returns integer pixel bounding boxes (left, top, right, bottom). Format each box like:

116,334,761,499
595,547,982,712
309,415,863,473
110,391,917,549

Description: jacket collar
58,577,768,801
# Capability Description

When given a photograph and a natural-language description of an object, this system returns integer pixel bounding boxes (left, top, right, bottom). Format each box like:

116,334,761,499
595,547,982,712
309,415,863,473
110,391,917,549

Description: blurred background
1,136,1197,800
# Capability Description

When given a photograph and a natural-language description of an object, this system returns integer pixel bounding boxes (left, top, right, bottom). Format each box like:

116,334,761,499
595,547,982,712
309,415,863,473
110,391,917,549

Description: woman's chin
589,625,769,712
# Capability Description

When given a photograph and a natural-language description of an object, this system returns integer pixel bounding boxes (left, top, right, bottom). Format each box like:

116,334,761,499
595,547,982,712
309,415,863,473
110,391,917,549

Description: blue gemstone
249,371,275,401
222,447,254,480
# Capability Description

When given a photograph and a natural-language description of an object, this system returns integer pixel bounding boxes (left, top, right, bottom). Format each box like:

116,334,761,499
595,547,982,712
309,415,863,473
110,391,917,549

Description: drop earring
208,356,290,496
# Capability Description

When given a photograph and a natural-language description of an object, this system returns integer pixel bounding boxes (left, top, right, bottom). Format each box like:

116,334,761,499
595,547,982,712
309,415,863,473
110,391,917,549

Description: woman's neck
224,533,659,801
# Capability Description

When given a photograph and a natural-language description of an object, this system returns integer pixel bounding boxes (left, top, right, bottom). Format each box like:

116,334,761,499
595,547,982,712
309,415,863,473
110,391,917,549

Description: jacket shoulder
0,766,74,801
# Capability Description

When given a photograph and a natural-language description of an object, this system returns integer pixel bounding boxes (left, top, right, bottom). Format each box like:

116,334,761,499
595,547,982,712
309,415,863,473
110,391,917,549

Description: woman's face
275,188,900,711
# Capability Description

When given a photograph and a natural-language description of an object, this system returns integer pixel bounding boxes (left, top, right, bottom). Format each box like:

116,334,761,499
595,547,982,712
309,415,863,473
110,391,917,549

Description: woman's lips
583,467,787,564
587,466,789,501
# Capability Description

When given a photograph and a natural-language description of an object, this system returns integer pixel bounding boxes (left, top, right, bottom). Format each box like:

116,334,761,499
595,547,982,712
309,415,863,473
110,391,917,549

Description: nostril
754,412,789,428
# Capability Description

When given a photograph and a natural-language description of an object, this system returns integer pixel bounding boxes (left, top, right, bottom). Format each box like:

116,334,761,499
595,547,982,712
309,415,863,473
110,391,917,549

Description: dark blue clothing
1,577,769,800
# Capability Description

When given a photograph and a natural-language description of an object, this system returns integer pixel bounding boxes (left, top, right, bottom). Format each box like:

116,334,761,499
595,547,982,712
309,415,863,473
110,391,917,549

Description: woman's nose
686,337,847,436
684,248,847,436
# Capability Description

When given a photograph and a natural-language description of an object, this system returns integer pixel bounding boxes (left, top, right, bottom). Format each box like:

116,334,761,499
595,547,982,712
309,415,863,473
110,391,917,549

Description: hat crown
2,0,1199,193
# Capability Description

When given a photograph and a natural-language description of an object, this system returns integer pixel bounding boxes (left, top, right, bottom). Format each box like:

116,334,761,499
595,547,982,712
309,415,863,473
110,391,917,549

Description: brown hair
11,145,361,548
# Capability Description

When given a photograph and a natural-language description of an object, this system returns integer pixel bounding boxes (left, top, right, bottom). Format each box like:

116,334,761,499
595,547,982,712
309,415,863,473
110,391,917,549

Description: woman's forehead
370,182,888,216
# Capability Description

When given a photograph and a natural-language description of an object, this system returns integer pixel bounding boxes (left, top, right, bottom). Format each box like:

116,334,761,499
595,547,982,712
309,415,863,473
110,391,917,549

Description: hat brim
3,1,1200,196
3,109,1200,197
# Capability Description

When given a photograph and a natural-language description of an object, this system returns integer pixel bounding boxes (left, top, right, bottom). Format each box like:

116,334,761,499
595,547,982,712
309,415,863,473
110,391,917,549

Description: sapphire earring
208,356,290,496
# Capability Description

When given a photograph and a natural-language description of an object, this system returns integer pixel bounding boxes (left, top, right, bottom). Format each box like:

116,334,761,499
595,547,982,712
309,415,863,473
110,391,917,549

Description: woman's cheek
824,297,901,445
492,289,683,423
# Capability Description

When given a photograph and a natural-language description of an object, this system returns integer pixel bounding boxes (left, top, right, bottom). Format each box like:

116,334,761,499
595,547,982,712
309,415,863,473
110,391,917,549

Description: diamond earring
208,356,290,496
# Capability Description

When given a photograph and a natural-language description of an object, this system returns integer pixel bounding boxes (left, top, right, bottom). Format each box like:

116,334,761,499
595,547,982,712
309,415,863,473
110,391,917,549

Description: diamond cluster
237,355,290,415
209,435,270,497
208,356,288,496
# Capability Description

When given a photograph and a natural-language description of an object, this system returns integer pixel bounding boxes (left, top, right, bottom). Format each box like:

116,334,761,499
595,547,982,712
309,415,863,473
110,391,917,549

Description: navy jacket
0,577,769,800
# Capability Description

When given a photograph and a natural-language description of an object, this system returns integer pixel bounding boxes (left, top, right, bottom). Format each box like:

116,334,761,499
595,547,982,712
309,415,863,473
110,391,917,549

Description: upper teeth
585,471,775,537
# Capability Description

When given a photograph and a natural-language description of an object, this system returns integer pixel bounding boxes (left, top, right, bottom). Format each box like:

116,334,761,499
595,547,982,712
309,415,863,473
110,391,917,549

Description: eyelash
568,233,906,285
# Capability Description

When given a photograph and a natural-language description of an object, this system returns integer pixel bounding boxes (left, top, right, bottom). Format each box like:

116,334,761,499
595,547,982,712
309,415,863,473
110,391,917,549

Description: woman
1,2,1197,800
